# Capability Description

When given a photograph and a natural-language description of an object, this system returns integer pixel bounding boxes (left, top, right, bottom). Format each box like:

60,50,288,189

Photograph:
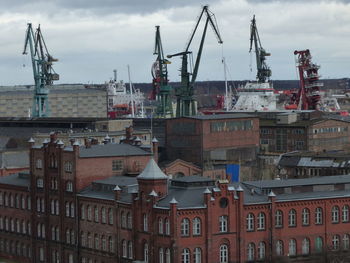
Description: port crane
23,23,59,117
285,49,322,110
151,26,173,118
167,5,223,117
249,15,271,83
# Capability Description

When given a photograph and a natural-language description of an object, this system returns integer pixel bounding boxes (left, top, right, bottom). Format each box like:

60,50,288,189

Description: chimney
84,138,91,148
28,138,35,148
152,137,159,163
125,126,133,143
49,132,57,143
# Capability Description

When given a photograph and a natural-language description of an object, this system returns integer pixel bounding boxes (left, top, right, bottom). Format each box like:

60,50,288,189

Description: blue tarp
226,164,240,182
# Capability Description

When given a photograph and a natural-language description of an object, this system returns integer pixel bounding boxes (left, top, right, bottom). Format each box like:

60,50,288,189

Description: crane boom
23,23,59,117
167,5,223,117
249,15,271,83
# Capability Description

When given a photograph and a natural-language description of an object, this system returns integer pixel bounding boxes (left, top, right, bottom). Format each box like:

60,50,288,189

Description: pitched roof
79,143,151,158
137,159,168,180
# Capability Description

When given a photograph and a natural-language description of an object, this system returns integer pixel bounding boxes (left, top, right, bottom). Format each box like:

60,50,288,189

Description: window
247,243,254,261
109,236,114,252
81,232,86,247
302,238,310,255
27,197,31,210
112,160,123,171
15,194,19,208
181,218,189,236
165,218,170,235
121,212,126,228
65,202,70,217
258,242,265,260
66,181,73,192
193,217,201,236
315,207,323,225
312,237,322,253
332,235,340,250
122,240,127,257
37,178,44,188
87,206,92,221
0,192,2,206
257,213,265,230
144,243,149,263
159,248,164,263
127,212,132,229
344,234,350,250
332,206,340,223
87,233,92,248
94,234,99,249
192,247,200,263
158,218,163,234
288,209,296,227
181,248,190,263
4,193,8,206
94,206,99,222
51,200,55,215
143,214,148,232
70,202,75,218
39,247,44,262
36,159,42,169
9,194,14,207
108,208,113,225
219,215,228,232
275,210,283,228
101,207,106,224
276,240,283,256
165,248,171,263
128,241,133,259
246,213,254,231
64,162,73,172
68,254,73,263
302,208,310,225
81,205,85,220
66,229,71,244
101,235,107,251
289,239,296,256
342,205,349,222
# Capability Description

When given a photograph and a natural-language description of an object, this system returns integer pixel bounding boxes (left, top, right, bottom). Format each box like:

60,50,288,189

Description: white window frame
219,215,228,233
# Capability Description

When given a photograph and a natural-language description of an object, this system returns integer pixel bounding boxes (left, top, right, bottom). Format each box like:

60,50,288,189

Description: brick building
1,136,350,262
165,114,260,180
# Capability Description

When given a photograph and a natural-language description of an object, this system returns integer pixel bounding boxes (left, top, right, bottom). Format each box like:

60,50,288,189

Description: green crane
23,23,59,117
167,5,223,117
151,26,173,118
249,15,271,83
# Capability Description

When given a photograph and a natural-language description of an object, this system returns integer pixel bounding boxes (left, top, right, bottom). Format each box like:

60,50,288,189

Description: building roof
79,143,151,158
243,174,350,189
137,159,168,180
185,113,256,120
171,176,214,183
0,151,29,169
0,172,30,188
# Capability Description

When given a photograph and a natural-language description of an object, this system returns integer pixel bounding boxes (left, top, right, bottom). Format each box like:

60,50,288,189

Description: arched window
101,235,106,251
108,208,113,225
55,200,59,215
16,219,20,233
87,233,92,248
143,214,148,232
315,236,323,252
56,227,60,241
122,240,127,257
10,218,14,232
165,218,170,235
342,205,349,222
258,242,265,260
94,206,99,222
302,208,310,225
276,240,283,256
128,241,133,259
182,248,190,263
9,194,14,207
275,210,283,228
219,215,228,232
65,202,70,217
144,243,149,263
121,211,127,227
288,239,296,256
193,217,201,236
159,247,164,263
101,207,106,224
22,220,26,234
165,248,171,263
332,206,340,223
70,202,75,218
21,195,25,209
332,235,340,250
302,238,310,255
127,212,132,229
94,234,99,249
194,247,201,263
15,194,19,208
247,243,254,261
87,206,92,221
51,200,55,215
181,218,189,236
27,196,31,210
158,218,164,234
246,213,254,231
343,234,350,250
315,207,323,224
288,209,296,226
257,213,265,230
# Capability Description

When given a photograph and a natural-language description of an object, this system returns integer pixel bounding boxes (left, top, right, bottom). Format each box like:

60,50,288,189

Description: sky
1,0,350,85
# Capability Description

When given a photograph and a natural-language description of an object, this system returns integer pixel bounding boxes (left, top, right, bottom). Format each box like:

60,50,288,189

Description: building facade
1,136,350,262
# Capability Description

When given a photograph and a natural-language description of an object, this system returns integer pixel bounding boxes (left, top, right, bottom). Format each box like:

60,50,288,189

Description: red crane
285,49,322,110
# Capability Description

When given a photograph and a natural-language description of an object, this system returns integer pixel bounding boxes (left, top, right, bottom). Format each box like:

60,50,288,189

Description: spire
137,158,168,180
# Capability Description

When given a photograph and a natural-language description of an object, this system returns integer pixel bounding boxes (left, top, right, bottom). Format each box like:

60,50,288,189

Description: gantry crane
151,26,173,118
249,15,271,83
167,5,223,117
23,23,59,117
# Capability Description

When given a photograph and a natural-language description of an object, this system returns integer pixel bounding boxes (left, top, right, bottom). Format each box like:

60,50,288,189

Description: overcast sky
1,0,350,85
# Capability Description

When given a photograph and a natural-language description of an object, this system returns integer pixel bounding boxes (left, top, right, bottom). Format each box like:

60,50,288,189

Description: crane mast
167,5,223,117
151,26,173,118
23,23,59,117
249,16,271,83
